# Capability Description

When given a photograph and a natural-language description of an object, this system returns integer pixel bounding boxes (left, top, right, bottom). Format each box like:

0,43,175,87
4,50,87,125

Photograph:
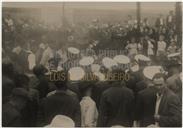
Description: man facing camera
134,72,182,127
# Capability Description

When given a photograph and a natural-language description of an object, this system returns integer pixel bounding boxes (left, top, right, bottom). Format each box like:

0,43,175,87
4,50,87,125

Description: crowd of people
2,8,182,127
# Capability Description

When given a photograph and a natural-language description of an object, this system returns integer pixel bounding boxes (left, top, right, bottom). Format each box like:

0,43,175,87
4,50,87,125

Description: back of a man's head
33,64,48,77
54,70,68,91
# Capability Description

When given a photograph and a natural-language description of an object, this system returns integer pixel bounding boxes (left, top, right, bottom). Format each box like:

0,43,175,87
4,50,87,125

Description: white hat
68,67,85,81
113,55,130,64
57,66,63,71
143,66,163,80
93,40,99,46
111,125,125,128
12,46,21,54
135,54,151,62
46,115,75,127
130,64,139,72
167,52,180,58
68,47,80,54
79,56,94,66
102,57,118,69
39,43,46,49
91,64,101,73
94,72,105,81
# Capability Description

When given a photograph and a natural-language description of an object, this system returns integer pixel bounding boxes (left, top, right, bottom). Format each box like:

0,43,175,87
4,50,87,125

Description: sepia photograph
2,1,182,127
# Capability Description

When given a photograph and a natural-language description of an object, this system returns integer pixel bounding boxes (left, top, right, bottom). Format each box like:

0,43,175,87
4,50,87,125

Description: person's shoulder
66,89,77,96
139,86,155,95
121,86,134,94
44,91,71,102
102,87,113,96
47,90,56,97
3,103,21,118
29,88,39,97
165,87,178,98
166,75,176,83
164,87,181,104
80,97,96,106
103,86,131,95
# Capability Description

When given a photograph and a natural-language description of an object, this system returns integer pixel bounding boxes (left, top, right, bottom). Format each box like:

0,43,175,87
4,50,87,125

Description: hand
154,114,160,122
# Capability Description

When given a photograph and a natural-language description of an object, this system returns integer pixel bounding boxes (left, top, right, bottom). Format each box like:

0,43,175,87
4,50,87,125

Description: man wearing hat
134,72,181,127
2,88,29,127
97,79,134,127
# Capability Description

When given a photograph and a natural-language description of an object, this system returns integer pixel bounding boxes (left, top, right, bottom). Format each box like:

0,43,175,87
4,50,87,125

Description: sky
2,2,177,25
3,2,176,11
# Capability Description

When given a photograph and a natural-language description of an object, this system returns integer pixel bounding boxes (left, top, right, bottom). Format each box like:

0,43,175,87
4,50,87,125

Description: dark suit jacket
2,102,22,127
135,80,147,93
92,81,113,109
135,86,157,127
97,86,134,127
158,87,182,127
38,91,81,127
135,86,182,127
36,75,49,99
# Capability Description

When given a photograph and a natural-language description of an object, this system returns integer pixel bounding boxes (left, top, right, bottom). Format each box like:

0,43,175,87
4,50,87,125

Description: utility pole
136,2,141,40
137,2,141,30
62,2,65,28
175,2,182,46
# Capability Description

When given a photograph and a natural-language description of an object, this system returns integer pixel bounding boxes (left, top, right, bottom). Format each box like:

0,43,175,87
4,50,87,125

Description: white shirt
168,15,172,23
80,96,98,127
157,41,166,52
137,43,143,51
125,43,138,55
28,52,36,70
160,18,164,25
147,40,154,55
57,49,68,64
5,18,14,26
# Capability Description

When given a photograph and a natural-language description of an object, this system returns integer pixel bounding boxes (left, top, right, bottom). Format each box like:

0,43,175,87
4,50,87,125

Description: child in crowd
157,35,167,56
125,37,138,58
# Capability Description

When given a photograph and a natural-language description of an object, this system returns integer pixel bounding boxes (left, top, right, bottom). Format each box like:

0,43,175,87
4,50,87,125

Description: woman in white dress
125,37,138,58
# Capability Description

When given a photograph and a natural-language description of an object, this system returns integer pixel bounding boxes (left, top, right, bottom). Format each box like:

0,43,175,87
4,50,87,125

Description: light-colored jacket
40,47,53,68
80,96,98,127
